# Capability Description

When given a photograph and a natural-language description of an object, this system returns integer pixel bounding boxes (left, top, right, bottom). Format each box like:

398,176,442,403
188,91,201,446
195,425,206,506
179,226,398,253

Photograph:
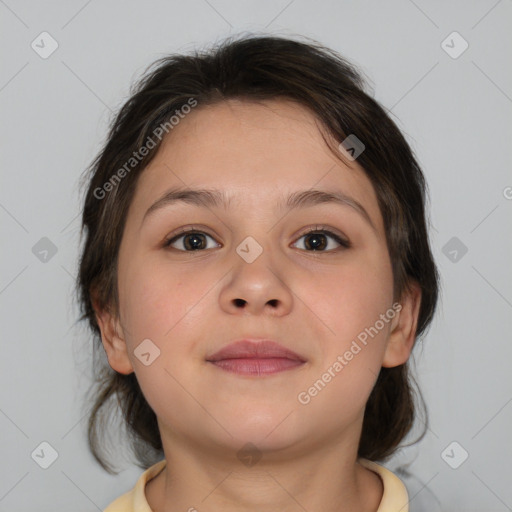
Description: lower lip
209,358,304,376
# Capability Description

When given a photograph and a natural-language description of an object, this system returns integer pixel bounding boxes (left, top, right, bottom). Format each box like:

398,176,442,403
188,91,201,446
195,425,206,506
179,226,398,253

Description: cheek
297,302,390,420
313,253,393,335
119,258,197,340
116,260,212,426
303,251,393,390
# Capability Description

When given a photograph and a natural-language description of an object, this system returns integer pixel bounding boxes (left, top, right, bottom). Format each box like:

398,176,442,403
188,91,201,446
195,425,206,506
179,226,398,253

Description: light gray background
1,1,511,511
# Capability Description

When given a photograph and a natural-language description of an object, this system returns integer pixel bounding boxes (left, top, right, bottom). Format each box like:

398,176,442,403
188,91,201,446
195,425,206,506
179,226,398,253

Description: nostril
234,298,246,307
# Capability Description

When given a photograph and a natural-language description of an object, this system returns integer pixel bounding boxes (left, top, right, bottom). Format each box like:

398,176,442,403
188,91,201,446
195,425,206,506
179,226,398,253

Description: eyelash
162,225,351,252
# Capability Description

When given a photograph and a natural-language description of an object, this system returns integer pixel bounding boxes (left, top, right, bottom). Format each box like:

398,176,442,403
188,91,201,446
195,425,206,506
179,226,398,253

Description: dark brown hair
76,33,440,473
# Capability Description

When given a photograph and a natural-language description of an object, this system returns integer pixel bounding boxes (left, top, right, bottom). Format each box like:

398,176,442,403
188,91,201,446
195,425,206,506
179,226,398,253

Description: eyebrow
142,187,377,233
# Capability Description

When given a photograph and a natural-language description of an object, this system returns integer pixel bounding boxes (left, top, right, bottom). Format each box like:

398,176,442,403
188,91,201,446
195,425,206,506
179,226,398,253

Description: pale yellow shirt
104,458,409,512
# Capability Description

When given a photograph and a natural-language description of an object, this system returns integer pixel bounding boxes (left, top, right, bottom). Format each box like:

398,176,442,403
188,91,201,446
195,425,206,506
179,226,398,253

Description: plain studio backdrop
1,1,511,511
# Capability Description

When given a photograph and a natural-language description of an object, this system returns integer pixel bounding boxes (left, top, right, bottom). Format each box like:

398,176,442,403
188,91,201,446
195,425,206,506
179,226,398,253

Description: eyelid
298,224,349,241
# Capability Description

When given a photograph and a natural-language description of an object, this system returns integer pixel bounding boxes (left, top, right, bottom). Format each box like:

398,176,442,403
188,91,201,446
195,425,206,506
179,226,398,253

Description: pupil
185,233,205,250
306,233,326,250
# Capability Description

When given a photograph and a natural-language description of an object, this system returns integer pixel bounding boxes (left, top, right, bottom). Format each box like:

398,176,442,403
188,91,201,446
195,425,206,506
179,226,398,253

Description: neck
145,435,383,512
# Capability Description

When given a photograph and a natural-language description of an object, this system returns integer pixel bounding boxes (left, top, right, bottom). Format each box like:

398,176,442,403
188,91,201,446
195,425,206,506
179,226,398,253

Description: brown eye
164,231,219,251
292,229,350,252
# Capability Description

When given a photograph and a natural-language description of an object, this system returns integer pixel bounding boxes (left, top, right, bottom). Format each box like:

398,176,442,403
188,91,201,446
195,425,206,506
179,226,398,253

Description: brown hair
76,33,440,473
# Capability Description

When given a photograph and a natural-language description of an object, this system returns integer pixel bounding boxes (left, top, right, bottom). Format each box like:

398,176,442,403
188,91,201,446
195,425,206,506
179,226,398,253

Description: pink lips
206,340,306,376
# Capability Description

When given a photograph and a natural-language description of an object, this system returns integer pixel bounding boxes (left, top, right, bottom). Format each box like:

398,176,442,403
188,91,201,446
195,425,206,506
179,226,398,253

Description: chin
216,409,304,451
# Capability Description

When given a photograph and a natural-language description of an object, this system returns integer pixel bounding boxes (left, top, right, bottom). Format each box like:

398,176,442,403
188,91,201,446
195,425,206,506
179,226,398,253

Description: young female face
96,98,419,460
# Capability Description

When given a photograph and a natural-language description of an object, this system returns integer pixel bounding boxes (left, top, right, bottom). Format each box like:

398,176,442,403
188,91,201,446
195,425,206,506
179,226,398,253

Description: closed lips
206,340,306,377
206,340,305,362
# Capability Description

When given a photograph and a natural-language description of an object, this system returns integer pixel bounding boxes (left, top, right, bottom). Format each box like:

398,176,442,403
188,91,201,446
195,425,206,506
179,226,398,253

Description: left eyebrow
141,187,377,233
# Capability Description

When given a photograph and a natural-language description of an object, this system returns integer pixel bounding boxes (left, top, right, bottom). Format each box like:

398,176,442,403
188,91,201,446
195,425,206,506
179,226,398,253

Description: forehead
129,99,383,232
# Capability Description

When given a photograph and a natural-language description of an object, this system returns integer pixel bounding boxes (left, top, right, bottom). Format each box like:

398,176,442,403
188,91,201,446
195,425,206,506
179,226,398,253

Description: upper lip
206,340,306,362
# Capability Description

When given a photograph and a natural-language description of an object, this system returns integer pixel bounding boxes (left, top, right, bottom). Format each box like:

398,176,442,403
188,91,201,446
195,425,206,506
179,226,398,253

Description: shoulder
104,491,132,512
358,458,410,512
103,460,167,512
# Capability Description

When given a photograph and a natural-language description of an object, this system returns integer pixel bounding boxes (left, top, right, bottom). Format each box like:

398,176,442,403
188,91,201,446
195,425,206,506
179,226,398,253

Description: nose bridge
230,203,279,266
219,229,293,315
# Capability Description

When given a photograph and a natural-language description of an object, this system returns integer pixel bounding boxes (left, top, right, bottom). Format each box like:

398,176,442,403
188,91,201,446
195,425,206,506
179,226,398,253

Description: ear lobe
382,281,422,368
92,296,134,375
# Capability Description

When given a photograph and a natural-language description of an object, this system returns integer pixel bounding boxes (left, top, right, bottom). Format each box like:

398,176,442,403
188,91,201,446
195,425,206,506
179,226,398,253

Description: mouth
206,339,306,377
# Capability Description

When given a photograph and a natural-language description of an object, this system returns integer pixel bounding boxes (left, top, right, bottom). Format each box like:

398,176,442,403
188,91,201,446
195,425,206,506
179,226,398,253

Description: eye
291,226,350,252
163,228,220,251
163,225,350,253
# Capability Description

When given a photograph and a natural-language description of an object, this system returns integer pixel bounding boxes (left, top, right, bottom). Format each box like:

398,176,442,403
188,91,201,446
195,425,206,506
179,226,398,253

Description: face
97,99,417,457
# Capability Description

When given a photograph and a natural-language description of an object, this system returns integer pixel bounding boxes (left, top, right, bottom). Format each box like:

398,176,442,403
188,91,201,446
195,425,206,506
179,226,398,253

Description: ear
92,294,134,375
382,280,422,368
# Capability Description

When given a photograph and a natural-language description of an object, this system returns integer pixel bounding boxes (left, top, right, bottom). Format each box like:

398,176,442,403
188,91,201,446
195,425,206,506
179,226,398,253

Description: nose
219,244,293,317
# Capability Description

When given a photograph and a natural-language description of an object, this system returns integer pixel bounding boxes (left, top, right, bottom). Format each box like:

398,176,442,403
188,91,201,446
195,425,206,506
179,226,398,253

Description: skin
94,98,421,512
